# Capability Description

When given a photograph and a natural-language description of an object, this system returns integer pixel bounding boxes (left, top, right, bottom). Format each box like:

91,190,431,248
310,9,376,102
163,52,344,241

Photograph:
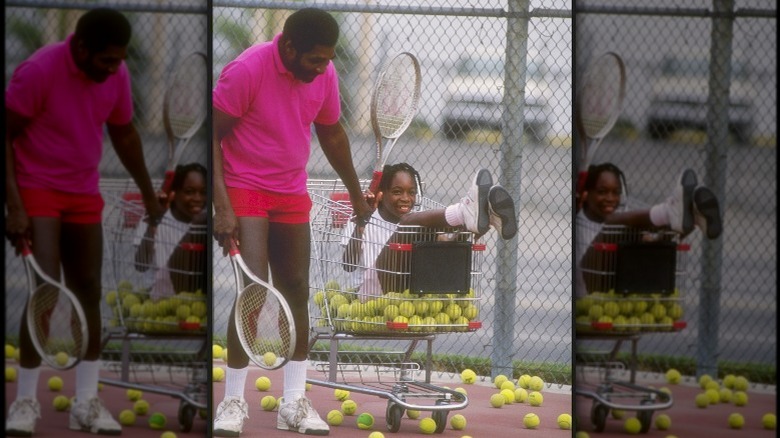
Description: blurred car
646,51,756,143
442,46,553,141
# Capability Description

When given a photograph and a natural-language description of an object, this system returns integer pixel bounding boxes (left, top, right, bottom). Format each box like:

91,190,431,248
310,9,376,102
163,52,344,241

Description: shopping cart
99,179,208,432
575,223,689,433
306,179,485,433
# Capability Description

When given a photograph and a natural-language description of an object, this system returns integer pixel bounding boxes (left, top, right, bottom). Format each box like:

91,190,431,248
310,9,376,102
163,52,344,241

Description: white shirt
341,209,397,298
133,210,193,300
575,209,604,297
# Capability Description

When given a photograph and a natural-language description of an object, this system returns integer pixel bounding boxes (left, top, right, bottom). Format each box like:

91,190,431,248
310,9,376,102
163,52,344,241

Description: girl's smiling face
378,170,417,223
170,170,206,222
584,170,622,222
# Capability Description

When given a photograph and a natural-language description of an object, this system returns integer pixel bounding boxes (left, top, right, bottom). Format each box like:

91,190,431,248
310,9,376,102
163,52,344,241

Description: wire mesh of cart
575,221,690,434
306,179,485,433
99,179,208,432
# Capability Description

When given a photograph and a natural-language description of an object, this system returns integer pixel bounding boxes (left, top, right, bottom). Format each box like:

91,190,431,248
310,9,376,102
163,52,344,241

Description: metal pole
491,0,525,381
696,0,732,379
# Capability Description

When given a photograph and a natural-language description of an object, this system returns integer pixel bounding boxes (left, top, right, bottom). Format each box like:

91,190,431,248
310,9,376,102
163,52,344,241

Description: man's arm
212,108,240,255
314,121,373,222
5,109,31,251
107,122,165,223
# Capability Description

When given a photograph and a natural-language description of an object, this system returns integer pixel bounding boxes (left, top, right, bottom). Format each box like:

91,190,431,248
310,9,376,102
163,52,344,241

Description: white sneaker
6,397,41,436
213,396,249,437
277,396,330,435
693,186,722,239
488,185,518,240
666,168,697,234
69,397,121,435
460,169,493,234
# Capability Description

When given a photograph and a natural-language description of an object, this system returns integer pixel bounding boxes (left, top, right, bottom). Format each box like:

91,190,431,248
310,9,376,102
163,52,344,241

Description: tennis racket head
577,51,626,145
229,243,296,371
21,244,88,370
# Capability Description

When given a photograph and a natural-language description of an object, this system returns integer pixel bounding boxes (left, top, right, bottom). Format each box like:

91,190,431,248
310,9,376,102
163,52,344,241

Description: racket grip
161,170,175,193
228,239,240,256
368,171,383,196
576,171,588,195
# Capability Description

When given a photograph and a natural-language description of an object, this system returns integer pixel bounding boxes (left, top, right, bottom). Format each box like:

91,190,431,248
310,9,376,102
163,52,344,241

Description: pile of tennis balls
575,290,684,332
104,280,207,333
312,280,480,333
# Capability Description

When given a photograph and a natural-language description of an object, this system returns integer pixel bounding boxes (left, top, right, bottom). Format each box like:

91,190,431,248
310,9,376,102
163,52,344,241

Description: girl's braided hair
378,162,423,204
584,162,629,199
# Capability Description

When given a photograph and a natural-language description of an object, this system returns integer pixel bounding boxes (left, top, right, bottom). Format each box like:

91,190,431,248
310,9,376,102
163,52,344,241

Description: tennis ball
356,412,374,430
718,387,732,403
514,387,528,403
728,412,745,429
53,395,71,411
655,414,671,430
127,389,143,401
529,376,544,391
659,386,672,396
341,399,357,415
406,410,420,419
733,375,749,391
762,413,776,429
695,393,710,408
517,374,531,389
705,388,720,404
5,344,16,358
611,409,626,419
624,417,642,434
557,413,572,429
704,380,720,391
334,389,350,401
528,391,544,407
213,367,225,382
118,409,136,426
460,369,476,384
263,352,277,367
368,432,385,438
5,366,17,382
148,412,167,430
326,409,343,426
454,387,468,396
450,414,466,430
255,376,271,391
419,417,436,434
493,374,508,389
212,344,224,359
523,413,540,429
134,399,150,415
48,376,64,391
665,368,681,384
161,432,177,438
575,432,590,438
55,351,69,367
261,395,276,411
722,374,736,389
499,380,516,392
698,374,713,389
733,390,748,406
222,348,228,362
489,393,505,408
500,388,515,404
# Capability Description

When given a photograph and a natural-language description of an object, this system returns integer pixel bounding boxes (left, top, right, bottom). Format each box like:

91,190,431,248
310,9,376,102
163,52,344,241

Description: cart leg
425,337,433,384
630,337,638,384
329,337,338,382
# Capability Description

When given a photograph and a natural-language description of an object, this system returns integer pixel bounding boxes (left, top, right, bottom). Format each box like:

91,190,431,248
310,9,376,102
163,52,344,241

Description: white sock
16,367,41,400
76,360,100,402
649,203,670,227
225,366,248,399
283,360,308,402
444,204,464,226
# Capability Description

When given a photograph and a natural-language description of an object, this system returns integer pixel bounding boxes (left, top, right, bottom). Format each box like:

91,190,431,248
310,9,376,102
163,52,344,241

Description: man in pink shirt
5,8,164,436
212,8,372,436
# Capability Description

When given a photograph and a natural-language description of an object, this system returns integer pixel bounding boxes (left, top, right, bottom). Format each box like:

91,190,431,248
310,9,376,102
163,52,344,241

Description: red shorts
20,188,104,224
227,187,311,224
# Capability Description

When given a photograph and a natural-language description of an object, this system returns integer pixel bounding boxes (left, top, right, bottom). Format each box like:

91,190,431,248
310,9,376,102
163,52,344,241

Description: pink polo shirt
213,33,341,195
5,34,134,195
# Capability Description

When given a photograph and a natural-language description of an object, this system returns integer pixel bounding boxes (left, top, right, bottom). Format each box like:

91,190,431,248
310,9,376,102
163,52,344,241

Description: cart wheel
431,409,448,434
591,402,608,432
178,403,196,433
637,400,654,434
385,402,403,433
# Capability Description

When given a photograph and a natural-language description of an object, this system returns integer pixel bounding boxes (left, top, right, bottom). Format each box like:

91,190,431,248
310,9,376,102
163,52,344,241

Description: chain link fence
574,0,776,386
212,0,574,386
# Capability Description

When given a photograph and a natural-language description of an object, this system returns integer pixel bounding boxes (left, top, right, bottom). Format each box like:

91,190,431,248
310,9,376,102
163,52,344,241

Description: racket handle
19,239,33,256
228,239,240,256
368,171,383,197
576,170,588,196
161,170,175,193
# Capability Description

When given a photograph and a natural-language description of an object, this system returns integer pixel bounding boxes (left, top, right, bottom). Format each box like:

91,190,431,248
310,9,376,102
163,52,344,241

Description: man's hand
213,210,239,256
350,193,374,225
5,209,30,255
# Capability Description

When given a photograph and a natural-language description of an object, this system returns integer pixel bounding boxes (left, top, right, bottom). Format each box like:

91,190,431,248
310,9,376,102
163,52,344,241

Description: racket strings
580,56,624,137
30,283,84,364
374,56,420,138
236,283,292,363
165,55,208,138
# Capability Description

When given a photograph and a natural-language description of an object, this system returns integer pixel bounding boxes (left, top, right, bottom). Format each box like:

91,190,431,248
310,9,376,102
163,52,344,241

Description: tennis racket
366,52,422,198
20,240,88,370
576,52,626,207
228,239,295,370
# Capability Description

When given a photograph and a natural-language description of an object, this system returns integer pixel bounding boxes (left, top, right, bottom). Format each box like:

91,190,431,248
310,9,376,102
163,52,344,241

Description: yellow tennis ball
575,432,590,438
148,412,167,430
212,344,224,359
500,388,515,404
557,413,572,429
529,376,544,391
624,417,641,434
263,352,277,367
500,380,516,392
612,409,626,419
450,414,466,430
733,375,749,391
528,391,544,407
718,387,732,403
53,395,71,411
5,366,17,382
460,369,476,384
655,414,671,430
160,432,177,438
705,388,720,404
261,395,277,411
762,413,776,429
133,399,150,415
733,391,748,406
523,413,540,429
406,410,420,419
695,393,710,408
48,376,64,391
722,374,736,389
222,348,228,362
118,409,136,426
368,432,385,438
55,351,69,367
127,389,143,401
489,393,505,408
357,412,374,430
326,409,343,426
665,368,681,384
454,387,468,396
698,374,713,389
5,344,16,358
517,374,531,389
514,387,528,403
213,367,225,382
419,417,436,434
334,389,350,401
704,380,720,391
341,399,357,415
255,376,271,391
493,374,508,389
728,412,745,429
